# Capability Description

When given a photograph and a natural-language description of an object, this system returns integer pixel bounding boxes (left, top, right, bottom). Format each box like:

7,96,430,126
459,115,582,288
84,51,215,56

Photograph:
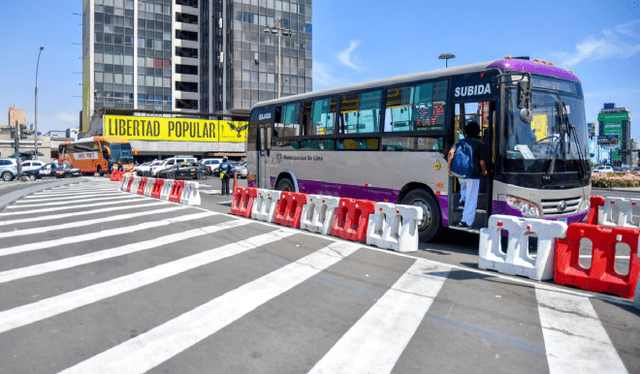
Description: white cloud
337,40,362,71
555,19,640,67
312,61,340,90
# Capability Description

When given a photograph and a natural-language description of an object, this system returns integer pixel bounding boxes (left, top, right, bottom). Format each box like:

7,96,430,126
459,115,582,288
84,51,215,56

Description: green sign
598,112,628,161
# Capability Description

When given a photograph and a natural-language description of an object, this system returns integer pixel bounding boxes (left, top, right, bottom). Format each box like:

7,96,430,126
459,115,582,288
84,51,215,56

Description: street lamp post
35,45,44,160
263,19,295,99
438,53,455,68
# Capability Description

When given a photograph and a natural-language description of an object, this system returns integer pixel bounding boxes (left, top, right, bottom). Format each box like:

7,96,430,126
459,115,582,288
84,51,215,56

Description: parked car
150,155,197,176
21,159,46,172
231,161,248,179
135,160,161,176
0,159,18,181
54,163,82,178
592,165,614,173
157,162,208,180
22,167,44,181
198,158,224,175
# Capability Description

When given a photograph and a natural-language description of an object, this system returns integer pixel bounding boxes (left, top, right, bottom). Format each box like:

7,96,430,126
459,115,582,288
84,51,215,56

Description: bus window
384,80,448,132
337,138,379,150
300,139,335,150
339,90,382,134
274,103,301,137
381,137,443,151
310,97,336,136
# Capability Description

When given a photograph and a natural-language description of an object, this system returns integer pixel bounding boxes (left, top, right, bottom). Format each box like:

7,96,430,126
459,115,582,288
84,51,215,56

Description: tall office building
82,0,312,135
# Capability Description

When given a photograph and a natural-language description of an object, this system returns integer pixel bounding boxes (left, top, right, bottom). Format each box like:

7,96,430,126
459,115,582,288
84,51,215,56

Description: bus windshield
503,84,588,176
107,142,134,163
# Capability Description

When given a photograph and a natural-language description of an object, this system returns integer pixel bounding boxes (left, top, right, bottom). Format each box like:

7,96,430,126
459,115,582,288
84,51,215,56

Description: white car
198,158,224,174
592,165,614,173
21,160,47,172
150,156,197,176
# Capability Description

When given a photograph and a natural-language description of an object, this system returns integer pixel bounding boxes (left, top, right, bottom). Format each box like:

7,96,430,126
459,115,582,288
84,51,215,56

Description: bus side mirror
517,81,533,123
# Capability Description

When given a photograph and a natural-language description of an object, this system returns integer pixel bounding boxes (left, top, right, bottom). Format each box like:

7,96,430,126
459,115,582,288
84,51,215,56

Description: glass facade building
82,0,312,133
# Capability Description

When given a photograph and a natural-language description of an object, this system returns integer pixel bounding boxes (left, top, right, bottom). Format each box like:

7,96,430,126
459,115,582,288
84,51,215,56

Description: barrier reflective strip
535,286,628,373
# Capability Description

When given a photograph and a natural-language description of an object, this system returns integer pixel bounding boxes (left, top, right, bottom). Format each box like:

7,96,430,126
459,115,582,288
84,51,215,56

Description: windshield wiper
543,101,587,181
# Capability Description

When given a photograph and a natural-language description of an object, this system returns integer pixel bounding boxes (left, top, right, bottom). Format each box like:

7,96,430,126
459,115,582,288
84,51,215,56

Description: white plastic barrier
143,177,155,197
300,195,340,235
120,173,133,192
180,181,201,205
366,202,423,253
600,197,640,229
129,176,141,195
478,215,567,281
160,179,174,201
251,189,282,223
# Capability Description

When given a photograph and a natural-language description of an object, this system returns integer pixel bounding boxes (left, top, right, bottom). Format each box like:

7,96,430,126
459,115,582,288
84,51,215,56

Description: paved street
0,179,638,373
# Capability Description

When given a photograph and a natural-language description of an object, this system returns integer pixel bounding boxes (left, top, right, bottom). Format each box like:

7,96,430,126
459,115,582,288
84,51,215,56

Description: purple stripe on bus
437,195,450,227
297,179,400,203
491,200,588,224
487,59,580,82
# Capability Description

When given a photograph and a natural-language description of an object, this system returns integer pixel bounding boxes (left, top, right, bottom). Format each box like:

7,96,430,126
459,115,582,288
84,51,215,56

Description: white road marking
535,286,628,374
0,201,169,226
0,206,191,239
0,195,146,217
0,210,214,258
58,239,360,374
308,259,450,374
0,228,299,335
19,191,124,202
0,219,251,284
26,187,119,197
5,195,140,209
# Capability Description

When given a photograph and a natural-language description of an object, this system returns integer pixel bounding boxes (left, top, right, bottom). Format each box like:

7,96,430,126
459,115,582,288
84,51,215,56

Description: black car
157,162,208,180
54,164,82,178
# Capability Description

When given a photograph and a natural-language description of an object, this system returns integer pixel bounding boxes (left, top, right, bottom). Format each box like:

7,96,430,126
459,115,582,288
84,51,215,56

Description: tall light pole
438,53,455,68
35,45,44,160
263,19,294,99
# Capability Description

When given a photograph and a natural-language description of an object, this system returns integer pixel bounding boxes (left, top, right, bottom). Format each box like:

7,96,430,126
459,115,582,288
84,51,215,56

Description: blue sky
1,0,639,139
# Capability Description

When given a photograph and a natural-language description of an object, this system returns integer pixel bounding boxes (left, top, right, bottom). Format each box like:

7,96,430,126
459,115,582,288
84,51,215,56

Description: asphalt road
0,178,638,374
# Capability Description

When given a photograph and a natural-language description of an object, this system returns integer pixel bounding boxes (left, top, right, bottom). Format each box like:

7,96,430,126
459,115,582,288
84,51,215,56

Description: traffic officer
219,156,232,195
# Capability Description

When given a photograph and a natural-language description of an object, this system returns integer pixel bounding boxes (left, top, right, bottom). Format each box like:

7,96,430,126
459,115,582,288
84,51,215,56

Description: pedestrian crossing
0,180,636,374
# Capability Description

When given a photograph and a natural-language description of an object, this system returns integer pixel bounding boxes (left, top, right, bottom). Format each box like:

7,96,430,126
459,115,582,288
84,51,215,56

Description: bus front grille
541,197,582,217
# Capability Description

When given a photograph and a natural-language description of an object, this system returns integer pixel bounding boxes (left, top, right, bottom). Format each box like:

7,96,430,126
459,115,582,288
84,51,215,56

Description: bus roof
75,136,131,144
252,58,580,110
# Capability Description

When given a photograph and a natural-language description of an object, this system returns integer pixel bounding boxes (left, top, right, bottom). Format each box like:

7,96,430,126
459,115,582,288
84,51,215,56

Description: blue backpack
450,139,475,179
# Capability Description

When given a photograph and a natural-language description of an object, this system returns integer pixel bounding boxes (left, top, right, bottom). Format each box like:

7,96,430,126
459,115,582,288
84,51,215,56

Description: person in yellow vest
219,156,232,195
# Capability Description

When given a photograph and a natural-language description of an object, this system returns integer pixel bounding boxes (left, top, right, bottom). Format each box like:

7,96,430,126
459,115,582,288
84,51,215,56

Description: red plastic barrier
585,195,605,225
124,175,134,193
168,180,186,203
273,192,308,228
137,177,148,195
554,223,640,299
230,187,258,218
150,178,164,199
110,170,123,181
331,198,376,243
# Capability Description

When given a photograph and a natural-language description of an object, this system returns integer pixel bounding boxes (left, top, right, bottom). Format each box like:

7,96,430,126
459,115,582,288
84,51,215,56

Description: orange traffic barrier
273,191,308,228
331,198,376,243
137,177,149,195
110,170,124,181
168,180,186,203
554,223,640,299
151,178,165,199
233,172,239,196
585,195,605,225
231,187,258,218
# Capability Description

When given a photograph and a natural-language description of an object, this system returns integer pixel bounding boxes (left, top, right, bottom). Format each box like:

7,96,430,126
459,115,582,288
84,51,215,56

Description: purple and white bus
246,58,591,242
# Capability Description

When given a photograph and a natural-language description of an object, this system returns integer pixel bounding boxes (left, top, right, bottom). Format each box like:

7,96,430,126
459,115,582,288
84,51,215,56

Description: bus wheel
401,189,442,242
97,166,103,177
275,178,294,192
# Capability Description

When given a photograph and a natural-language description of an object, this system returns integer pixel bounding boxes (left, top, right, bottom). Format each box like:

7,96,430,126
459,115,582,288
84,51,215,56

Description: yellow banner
103,115,247,143
531,114,548,141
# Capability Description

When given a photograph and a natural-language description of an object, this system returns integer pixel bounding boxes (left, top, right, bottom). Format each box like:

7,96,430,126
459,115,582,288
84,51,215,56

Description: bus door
448,101,495,228
257,123,272,189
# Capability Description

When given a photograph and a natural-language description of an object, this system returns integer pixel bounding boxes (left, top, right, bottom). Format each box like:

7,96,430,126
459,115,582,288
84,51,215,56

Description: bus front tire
275,178,295,192
97,166,103,177
401,189,442,243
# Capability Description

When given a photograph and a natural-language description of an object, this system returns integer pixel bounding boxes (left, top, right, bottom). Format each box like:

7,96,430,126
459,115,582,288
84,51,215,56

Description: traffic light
19,124,28,139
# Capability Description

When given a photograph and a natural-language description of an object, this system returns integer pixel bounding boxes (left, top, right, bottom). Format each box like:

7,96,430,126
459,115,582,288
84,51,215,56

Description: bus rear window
382,137,443,151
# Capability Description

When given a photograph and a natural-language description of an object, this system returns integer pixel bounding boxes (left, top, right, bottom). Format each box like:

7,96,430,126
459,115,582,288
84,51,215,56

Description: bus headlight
506,196,540,218
578,198,590,212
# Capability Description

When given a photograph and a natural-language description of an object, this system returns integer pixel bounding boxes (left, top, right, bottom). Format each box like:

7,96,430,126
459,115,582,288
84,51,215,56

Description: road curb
0,179,89,211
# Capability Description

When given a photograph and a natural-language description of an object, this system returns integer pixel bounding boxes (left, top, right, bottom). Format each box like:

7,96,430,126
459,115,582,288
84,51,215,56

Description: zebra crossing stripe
0,219,251,284
20,191,124,202
0,228,298,335
0,201,169,226
0,210,215,258
26,187,119,197
0,206,190,239
0,196,146,217
57,239,360,374
535,286,628,374
308,260,451,374
5,195,142,209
